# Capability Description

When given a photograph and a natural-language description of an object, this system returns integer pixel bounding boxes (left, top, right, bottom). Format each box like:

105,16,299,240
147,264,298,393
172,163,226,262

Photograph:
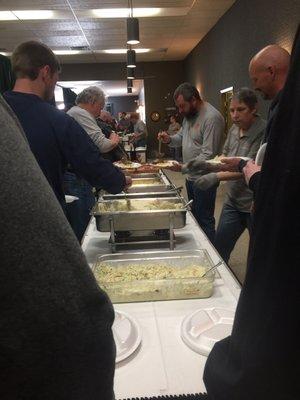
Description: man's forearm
217,171,243,181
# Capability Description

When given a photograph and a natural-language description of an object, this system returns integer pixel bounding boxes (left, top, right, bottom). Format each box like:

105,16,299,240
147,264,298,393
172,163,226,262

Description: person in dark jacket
0,94,115,400
204,26,300,400
3,41,128,219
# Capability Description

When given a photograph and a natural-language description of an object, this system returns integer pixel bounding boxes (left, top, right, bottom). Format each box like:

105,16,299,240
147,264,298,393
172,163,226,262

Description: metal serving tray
101,191,179,200
92,250,215,303
91,197,187,232
127,173,172,193
126,173,161,179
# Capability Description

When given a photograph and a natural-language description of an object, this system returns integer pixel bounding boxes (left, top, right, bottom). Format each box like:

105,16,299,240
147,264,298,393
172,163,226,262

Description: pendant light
127,67,135,79
127,48,136,68
127,0,140,45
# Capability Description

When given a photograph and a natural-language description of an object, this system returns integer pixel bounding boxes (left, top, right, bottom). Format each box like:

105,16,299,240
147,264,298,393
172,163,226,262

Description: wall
106,95,138,117
60,61,184,154
184,0,300,117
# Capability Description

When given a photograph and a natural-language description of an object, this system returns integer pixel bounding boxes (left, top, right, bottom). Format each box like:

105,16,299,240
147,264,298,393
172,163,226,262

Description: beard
182,106,198,120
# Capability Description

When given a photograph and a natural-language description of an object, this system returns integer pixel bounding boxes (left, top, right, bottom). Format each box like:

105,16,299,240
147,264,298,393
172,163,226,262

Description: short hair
173,82,201,102
75,86,106,106
130,112,139,120
12,41,60,80
231,87,258,110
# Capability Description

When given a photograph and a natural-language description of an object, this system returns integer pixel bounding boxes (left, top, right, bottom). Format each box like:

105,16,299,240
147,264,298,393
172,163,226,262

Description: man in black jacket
204,27,300,400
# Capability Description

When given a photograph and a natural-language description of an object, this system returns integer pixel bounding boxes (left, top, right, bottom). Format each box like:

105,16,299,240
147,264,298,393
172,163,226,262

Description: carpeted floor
164,170,249,284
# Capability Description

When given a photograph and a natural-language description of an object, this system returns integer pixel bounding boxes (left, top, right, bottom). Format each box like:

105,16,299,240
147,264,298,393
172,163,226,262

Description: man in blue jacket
3,41,129,217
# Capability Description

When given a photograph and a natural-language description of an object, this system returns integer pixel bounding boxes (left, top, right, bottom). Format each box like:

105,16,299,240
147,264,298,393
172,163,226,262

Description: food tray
92,197,187,232
92,250,215,303
127,174,172,193
101,191,179,200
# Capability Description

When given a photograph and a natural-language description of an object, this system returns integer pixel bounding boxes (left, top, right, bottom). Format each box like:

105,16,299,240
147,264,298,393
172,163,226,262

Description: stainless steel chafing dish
92,250,215,303
92,197,187,232
101,191,179,200
127,173,172,193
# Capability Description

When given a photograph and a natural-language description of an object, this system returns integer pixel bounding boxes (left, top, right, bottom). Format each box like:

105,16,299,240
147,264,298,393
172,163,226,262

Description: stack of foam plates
113,310,142,363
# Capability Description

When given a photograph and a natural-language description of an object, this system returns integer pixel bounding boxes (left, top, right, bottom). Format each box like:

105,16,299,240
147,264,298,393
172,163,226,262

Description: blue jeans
63,172,95,242
170,147,182,162
185,179,217,243
215,202,252,263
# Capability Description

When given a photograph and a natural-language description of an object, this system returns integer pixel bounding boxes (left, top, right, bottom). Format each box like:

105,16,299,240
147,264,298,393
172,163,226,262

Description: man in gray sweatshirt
159,83,224,242
0,94,115,400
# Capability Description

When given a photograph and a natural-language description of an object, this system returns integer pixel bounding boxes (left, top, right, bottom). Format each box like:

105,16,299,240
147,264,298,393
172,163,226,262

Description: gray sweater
0,95,115,400
170,101,225,180
68,106,114,153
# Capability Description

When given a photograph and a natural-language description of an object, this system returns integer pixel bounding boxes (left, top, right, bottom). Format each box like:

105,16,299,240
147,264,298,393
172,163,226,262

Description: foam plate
181,307,235,356
113,310,142,363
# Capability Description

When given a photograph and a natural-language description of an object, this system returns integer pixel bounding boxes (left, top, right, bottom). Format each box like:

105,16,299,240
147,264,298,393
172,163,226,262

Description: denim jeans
63,172,95,242
170,146,182,162
214,202,252,263
185,179,217,243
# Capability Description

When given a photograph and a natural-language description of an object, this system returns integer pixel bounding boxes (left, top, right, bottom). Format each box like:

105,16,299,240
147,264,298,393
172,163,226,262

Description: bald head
249,45,290,100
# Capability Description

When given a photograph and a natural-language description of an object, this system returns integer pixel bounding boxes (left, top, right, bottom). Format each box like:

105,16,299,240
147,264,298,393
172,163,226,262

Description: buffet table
82,208,241,399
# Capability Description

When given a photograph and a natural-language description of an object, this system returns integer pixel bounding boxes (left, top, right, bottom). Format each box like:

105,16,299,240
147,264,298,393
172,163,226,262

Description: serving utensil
201,260,223,278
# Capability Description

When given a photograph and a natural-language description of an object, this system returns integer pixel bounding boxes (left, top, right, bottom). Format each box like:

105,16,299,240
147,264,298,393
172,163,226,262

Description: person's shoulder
43,103,84,134
67,105,88,118
228,123,238,137
256,116,267,130
202,101,224,121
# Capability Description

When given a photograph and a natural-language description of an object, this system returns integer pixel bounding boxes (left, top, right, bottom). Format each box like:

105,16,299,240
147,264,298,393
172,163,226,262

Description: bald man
249,44,290,141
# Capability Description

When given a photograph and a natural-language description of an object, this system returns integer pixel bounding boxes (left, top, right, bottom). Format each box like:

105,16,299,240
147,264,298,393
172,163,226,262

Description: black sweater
204,26,300,400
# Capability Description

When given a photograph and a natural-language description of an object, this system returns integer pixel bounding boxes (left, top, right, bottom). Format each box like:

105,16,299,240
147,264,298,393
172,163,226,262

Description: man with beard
158,82,224,242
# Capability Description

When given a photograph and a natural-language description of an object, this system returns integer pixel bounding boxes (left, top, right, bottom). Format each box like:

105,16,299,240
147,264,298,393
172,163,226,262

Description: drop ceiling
0,0,236,63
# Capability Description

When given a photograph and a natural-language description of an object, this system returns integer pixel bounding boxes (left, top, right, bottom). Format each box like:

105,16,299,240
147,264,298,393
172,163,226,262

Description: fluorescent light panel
0,10,54,20
13,10,54,19
106,88,129,95
220,86,234,94
54,50,83,55
92,8,161,18
0,11,17,20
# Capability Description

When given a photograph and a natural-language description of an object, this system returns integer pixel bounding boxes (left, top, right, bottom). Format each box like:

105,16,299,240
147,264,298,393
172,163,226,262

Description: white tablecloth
82,213,241,399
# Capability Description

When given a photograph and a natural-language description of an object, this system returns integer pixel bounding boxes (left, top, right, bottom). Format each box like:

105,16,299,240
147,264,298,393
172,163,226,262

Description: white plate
181,307,235,356
113,310,142,363
114,161,142,170
65,195,79,203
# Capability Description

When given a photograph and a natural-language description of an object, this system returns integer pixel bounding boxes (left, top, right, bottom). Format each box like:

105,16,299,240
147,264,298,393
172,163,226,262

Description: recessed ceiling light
103,48,150,54
92,8,161,18
12,10,54,20
0,11,17,20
